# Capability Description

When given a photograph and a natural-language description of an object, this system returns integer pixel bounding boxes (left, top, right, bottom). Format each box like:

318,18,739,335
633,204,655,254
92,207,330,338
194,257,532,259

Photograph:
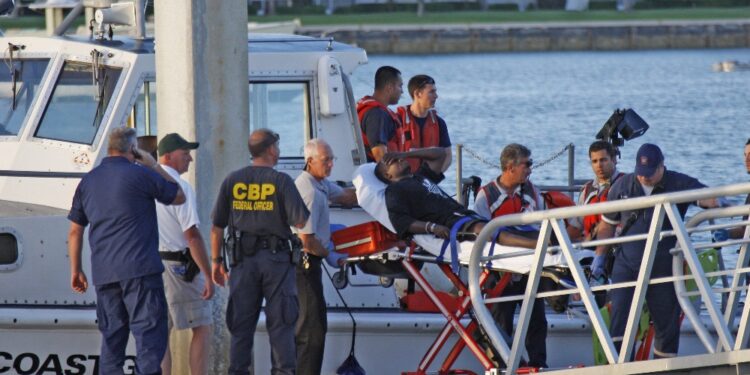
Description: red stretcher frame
399,244,513,375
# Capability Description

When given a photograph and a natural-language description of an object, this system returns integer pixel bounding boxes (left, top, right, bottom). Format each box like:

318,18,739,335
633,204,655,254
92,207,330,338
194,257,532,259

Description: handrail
467,182,750,373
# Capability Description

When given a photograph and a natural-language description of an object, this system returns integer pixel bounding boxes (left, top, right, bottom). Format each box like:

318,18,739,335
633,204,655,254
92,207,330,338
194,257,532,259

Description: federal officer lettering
232,182,276,211
0,352,136,374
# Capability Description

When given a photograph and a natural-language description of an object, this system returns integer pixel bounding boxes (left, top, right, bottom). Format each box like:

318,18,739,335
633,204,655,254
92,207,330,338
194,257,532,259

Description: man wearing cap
155,133,214,375
592,143,724,359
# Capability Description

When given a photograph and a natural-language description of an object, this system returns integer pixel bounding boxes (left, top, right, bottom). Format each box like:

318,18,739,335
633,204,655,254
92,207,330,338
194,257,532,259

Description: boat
2,1,750,374
712,60,750,72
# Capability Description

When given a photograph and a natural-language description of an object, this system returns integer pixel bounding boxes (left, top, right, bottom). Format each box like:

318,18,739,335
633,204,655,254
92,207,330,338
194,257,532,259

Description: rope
462,143,573,171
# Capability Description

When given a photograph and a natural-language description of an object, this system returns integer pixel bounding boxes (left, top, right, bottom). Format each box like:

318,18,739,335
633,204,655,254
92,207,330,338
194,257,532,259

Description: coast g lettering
232,182,276,211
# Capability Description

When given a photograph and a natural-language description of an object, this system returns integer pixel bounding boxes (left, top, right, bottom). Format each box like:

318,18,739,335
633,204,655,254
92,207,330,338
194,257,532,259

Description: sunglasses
522,159,533,168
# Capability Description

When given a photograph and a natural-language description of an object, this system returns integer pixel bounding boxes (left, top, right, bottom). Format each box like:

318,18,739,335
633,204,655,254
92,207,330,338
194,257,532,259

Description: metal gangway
467,182,750,374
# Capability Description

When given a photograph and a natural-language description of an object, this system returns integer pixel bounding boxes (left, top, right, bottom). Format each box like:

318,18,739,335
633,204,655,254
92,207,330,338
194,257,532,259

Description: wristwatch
212,256,224,264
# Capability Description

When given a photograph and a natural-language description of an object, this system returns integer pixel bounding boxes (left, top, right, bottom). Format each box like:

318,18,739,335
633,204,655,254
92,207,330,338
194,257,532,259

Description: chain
461,143,572,171
532,143,573,170
462,145,501,171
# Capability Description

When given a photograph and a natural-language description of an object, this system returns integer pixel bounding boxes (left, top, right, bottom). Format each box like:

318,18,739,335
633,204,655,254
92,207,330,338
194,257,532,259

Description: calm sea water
350,49,750,201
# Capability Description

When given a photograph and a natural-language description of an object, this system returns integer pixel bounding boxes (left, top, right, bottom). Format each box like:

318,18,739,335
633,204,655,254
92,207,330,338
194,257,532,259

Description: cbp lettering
233,183,276,200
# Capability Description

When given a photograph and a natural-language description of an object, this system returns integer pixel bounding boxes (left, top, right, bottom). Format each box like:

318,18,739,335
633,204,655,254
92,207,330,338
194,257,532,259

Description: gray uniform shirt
293,171,344,248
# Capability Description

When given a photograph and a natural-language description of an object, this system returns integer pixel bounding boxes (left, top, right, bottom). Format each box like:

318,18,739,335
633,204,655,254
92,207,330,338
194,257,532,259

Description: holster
288,234,303,265
223,229,241,268
183,250,200,282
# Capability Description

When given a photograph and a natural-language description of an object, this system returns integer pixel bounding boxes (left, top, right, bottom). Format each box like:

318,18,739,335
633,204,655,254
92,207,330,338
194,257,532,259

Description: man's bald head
248,128,279,158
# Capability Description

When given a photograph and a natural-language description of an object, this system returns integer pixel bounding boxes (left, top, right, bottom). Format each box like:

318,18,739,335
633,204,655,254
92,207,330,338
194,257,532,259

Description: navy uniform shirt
68,156,179,285
212,166,309,239
601,169,705,275
362,107,397,161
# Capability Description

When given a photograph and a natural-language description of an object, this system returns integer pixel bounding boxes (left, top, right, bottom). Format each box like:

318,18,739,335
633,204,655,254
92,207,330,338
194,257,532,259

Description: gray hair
303,138,331,160
500,143,531,172
108,127,137,153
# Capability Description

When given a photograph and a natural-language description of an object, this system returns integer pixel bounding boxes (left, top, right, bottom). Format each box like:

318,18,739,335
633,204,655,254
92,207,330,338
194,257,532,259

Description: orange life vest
396,106,442,171
580,172,625,237
356,96,400,161
480,180,541,219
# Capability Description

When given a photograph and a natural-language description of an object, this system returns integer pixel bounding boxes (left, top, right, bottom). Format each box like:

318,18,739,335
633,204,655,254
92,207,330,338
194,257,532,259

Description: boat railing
466,182,750,373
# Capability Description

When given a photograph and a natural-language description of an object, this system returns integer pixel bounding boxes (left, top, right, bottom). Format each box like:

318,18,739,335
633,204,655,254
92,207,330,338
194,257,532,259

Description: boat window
35,61,122,144
129,81,157,136
0,233,18,265
0,59,49,136
249,82,310,158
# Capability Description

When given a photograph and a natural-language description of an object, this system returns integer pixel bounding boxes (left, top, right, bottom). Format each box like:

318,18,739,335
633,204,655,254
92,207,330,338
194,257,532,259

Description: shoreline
298,18,750,54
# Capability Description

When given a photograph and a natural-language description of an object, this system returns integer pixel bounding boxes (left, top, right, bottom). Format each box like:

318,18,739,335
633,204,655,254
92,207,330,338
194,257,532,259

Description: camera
595,108,649,150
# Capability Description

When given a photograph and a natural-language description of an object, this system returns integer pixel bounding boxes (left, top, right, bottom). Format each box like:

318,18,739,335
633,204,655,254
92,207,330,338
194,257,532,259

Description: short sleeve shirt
68,156,178,285
362,107,396,158
211,166,309,239
385,166,474,238
293,171,344,248
601,169,705,273
156,164,199,252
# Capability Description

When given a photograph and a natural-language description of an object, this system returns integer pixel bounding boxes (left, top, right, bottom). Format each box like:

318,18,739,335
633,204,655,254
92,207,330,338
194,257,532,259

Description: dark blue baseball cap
634,143,664,177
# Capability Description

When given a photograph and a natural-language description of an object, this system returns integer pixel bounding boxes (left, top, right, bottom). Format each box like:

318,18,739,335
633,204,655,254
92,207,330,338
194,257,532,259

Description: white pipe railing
468,182,750,373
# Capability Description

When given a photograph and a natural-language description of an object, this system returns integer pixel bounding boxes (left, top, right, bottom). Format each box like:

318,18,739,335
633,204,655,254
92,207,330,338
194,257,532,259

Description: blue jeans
95,273,168,375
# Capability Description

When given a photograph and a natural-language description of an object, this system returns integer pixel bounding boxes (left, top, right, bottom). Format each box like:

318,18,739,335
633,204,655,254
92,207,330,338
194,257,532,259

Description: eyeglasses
522,159,533,168
317,156,337,163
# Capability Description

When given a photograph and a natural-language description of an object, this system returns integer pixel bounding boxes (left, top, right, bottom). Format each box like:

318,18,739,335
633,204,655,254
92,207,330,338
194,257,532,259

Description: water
350,49,750,201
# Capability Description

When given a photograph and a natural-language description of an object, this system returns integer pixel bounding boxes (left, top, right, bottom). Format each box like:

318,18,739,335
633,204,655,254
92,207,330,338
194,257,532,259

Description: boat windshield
0,58,49,136
34,60,122,145
249,82,310,158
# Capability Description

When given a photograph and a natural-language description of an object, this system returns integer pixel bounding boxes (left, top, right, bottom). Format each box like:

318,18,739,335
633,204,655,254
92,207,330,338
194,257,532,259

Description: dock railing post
567,143,575,199
456,143,463,206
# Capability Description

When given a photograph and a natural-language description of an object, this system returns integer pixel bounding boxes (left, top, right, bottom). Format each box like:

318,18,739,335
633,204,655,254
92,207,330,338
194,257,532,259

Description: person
210,128,310,375
396,74,452,172
592,143,726,359
67,126,185,374
571,141,625,243
726,138,750,239
357,66,403,163
472,143,548,369
155,133,214,375
293,139,357,375
375,147,535,248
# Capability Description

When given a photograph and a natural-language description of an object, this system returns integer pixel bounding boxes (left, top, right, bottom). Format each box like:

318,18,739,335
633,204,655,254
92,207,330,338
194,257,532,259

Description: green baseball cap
158,133,199,156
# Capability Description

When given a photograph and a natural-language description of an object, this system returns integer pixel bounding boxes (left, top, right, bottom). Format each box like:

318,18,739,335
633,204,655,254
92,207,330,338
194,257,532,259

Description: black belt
239,233,292,253
159,249,188,262
256,238,291,251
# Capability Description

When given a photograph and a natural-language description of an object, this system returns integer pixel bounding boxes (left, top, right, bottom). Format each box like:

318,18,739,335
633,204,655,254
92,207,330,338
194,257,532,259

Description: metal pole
456,143,463,205
133,0,146,39
144,81,151,135
53,3,84,36
567,143,575,199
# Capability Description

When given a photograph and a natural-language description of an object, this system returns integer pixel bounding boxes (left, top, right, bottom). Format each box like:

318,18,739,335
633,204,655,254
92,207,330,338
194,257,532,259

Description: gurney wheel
379,276,394,288
332,269,348,289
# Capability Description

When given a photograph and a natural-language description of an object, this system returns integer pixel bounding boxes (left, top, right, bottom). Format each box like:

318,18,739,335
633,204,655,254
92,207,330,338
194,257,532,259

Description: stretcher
329,164,573,374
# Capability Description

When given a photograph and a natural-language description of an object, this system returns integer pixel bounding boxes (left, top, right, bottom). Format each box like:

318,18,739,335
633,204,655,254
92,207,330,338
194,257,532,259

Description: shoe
542,267,576,289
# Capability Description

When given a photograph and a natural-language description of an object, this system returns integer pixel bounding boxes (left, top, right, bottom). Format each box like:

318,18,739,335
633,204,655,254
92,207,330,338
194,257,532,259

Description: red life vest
396,106,442,171
356,96,400,161
480,180,541,219
580,172,625,237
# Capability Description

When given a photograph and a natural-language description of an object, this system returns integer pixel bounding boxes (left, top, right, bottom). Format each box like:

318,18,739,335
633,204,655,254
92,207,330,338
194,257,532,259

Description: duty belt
159,249,188,262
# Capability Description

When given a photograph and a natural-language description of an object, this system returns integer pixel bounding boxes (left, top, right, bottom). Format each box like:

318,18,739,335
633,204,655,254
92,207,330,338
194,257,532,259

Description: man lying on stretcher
373,147,537,249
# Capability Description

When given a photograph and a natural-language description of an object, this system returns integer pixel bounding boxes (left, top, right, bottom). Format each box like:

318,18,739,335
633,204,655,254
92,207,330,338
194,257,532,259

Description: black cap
158,133,199,156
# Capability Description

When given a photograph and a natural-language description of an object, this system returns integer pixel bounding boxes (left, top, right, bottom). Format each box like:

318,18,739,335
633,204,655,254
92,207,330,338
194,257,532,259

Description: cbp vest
356,96,401,161
580,172,625,237
396,105,442,171
481,180,541,218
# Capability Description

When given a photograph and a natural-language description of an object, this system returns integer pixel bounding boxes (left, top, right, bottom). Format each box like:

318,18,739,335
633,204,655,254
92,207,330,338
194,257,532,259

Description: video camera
595,108,649,156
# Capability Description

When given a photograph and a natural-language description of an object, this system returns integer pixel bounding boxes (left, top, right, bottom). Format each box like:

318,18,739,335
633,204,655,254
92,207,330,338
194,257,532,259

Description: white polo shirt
156,164,200,252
